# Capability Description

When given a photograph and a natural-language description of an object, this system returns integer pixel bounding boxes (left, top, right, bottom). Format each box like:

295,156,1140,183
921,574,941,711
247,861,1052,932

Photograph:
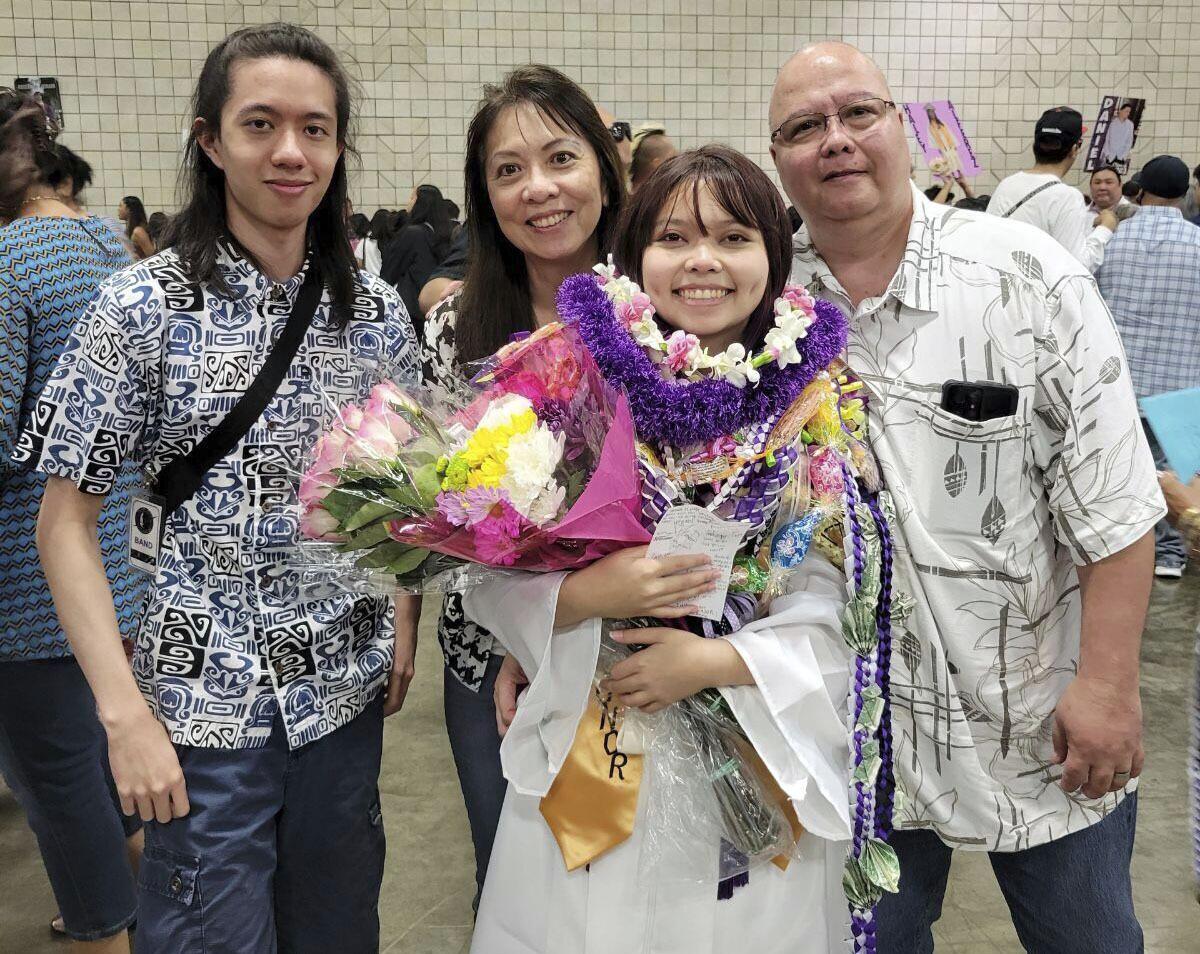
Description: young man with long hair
21,23,418,952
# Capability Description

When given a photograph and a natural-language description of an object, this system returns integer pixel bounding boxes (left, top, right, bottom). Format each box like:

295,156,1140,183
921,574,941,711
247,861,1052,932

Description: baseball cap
1138,155,1191,199
1034,107,1084,147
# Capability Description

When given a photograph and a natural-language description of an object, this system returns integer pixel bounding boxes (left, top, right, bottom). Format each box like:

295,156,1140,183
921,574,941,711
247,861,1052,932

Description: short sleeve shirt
791,186,1165,851
16,242,420,749
420,292,498,691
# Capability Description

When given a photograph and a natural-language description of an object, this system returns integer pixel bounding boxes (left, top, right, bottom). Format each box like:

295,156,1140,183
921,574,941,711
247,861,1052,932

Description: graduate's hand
601,628,746,714
493,653,529,737
555,546,720,628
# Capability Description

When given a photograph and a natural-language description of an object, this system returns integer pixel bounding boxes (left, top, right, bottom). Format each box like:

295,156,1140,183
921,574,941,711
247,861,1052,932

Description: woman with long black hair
380,183,454,325
411,64,626,910
116,194,154,258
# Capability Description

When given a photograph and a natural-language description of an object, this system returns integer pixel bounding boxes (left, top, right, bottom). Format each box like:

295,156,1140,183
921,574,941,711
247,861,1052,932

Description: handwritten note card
1141,388,1200,479
646,505,747,621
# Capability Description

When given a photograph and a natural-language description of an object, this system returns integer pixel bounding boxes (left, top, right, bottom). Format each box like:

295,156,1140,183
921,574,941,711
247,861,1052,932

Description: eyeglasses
609,121,632,143
770,98,896,146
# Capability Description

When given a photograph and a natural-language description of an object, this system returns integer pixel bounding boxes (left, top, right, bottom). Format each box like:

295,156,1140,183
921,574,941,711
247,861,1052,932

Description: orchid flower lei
593,259,819,388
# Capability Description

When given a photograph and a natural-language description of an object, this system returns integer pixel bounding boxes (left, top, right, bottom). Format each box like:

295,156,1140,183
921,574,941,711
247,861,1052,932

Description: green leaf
344,500,400,532
842,855,882,910
851,740,881,787
337,522,392,551
860,838,901,894
383,484,426,511
322,487,369,524
856,685,884,733
412,462,443,506
383,546,430,576
354,540,412,570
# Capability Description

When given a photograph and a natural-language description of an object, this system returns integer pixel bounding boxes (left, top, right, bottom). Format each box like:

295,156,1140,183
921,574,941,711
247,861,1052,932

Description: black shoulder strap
1000,180,1061,218
153,266,324,516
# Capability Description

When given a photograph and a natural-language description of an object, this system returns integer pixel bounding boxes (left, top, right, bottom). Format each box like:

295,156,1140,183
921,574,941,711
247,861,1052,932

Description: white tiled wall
3,0,1198,215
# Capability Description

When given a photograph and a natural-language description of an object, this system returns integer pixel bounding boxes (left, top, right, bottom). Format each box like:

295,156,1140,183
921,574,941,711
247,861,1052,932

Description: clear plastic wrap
596,623,798,887
292,322,650,594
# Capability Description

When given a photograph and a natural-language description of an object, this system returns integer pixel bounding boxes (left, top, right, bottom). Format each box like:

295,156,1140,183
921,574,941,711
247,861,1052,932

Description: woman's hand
600,627,749,714
555,546,719,628
1158,470,1200,525
493,653,529,737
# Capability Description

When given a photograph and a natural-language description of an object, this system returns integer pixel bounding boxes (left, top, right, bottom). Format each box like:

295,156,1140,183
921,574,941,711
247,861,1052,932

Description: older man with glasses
770,42,1162,953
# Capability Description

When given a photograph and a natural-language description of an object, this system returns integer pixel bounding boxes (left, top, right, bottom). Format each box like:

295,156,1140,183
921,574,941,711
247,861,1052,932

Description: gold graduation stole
540,693,643,871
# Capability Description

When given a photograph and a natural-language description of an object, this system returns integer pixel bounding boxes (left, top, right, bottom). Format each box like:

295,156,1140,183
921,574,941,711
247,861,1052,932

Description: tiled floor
3,575,1199,953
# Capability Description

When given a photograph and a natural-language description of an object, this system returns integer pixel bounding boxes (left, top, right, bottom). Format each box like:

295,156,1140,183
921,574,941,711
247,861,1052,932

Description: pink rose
300,505,344,541
665,330,700,374
340,403,364,432
299,468,336,510
344,407,404,476
311,425,353,476
783,286,816,315
363,394,415,443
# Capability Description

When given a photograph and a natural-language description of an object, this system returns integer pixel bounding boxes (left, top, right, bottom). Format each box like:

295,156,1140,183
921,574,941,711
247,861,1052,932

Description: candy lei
840,462,904,952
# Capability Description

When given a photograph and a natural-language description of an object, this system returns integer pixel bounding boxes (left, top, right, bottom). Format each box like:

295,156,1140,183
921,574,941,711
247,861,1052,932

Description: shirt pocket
895,401,1030,545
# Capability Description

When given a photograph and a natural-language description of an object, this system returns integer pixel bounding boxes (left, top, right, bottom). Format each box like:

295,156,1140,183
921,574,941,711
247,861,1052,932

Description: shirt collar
215,234,314,302
792,181,940,317
1129,204,1183,221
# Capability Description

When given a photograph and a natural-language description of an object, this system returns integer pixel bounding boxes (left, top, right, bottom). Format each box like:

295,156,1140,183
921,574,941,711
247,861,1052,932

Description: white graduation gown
462,556,855,954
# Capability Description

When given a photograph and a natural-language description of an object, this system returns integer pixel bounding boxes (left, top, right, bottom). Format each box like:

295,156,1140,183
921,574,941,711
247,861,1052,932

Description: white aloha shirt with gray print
791,185,1165,852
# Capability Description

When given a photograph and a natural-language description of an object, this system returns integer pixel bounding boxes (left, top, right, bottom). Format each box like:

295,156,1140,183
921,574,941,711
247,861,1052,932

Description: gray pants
1142,418,1188,569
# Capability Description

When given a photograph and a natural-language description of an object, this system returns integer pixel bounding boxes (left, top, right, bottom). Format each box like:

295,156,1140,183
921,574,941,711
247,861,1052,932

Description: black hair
0,87,59,220
1033,136,1078,164
1122,180,1141,199
164,22,360,326
455,64,626,365
122,195,149,237
409,184,453,259
348,211,369,239
923,185,955,203
147,211,169,247
1090,165,1122,183
368,208,395,245
443,197,460,221
613,145,792,354
1193,163,1200,184
48,144,93,197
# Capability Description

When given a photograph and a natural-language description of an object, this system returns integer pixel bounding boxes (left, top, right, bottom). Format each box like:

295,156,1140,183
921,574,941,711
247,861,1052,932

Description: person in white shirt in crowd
1102,102,1137,167
1087,165,1137,222
771,41,1163,953
988,107,1117,272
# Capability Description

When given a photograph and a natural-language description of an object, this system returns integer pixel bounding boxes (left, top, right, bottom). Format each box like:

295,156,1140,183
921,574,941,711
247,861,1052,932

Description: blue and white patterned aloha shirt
16,240,418,749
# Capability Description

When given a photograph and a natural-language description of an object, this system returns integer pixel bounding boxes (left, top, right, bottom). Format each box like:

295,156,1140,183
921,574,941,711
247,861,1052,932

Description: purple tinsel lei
556,273,849,447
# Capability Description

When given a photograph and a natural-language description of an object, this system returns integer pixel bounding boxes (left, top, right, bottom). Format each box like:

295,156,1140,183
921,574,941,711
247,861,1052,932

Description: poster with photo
903,100,982,179
1084,95,1147,175
13,76,64,133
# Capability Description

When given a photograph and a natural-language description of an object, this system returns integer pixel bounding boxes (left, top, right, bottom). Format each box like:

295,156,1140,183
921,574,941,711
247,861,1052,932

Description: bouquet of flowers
295,322,650,591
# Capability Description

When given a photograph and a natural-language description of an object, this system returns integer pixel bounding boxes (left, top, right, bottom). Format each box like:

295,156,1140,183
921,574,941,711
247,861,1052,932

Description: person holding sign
21,24,417,953
471,146,886,953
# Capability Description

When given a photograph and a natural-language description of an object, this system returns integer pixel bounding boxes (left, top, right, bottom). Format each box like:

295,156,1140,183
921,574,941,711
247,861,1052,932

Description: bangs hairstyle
613,145,792,352
455,64,626,365
165,22,360,326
